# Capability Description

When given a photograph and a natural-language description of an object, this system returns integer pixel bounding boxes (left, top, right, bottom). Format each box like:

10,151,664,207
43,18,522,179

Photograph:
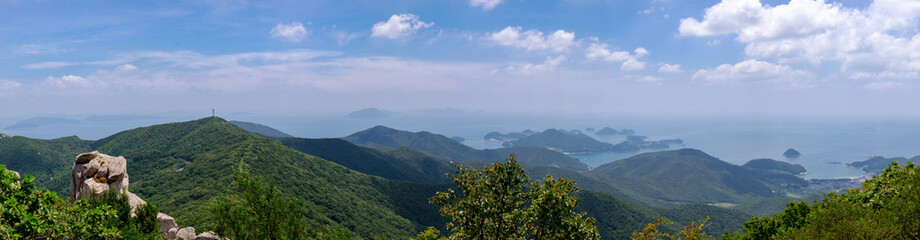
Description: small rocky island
783,148,801,158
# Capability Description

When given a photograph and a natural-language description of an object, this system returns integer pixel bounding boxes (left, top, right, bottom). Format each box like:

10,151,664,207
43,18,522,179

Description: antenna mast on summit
212,109,215,117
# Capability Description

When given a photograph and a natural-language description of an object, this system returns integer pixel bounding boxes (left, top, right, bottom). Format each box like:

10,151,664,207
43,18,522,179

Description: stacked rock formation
70,151,222,240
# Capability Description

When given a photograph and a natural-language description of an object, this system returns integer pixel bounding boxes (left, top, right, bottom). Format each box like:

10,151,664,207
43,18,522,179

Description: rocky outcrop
71,151,130,202
71,151,221,239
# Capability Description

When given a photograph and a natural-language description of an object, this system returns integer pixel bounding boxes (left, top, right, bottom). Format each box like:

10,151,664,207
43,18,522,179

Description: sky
1,0,919,119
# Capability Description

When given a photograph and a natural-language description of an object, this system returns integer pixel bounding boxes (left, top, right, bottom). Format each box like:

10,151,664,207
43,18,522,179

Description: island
783,148,801,158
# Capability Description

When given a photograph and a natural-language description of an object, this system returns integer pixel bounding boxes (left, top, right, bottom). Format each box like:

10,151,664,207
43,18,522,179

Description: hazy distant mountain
595,127,635,136
783,148,801,158
4,116,81,130
229,120,294,138
343,126,590,171
414,107,466,114
508,129,615,153
591,149,782,203
84,114,157,122
848,155,919,174
345,107,390,119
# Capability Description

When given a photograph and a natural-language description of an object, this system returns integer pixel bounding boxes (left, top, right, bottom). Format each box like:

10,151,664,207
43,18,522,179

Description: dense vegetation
591,149,781,203
88,117,445,238
0,164,162,239
431,155,600,239
279,137,455,183
725,162,920,239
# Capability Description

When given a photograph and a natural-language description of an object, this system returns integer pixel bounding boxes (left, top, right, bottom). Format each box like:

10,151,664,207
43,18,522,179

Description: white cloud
621,59,645,71
864,81,904,90
270,22,310,42
371,14,433,39
470,0,503,10
585,41,649,71
116,64,138,71
680,0,920,79
43,75,100,88
486,26,575,53
507,55,566,75
692,59,812,85
658,63,682,73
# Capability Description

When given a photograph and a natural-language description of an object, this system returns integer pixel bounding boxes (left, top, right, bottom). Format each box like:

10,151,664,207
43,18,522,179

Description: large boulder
176,227,196,240
157,213,178,235
70,151,130,201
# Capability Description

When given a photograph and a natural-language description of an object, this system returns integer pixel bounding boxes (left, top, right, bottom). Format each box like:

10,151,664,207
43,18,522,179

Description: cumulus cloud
585,42,649,71
0,80,22,90
270,22,310,42
470,0,503,10
658,63,682,73
680,0,920,79
371,14,433,39
692,59,812,85
486,26,576,52
621,59,646,71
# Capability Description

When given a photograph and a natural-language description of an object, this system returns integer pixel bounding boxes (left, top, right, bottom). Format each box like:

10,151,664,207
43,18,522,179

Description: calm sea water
3,113,918,180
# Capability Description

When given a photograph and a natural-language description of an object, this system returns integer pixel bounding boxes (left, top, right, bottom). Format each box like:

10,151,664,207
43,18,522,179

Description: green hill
0,135,92,195
229,120,294,138
848,155,919,175
590,149,781,203
743,158,806,175
85,118,445,238
343,126,590,171
277,137,455,183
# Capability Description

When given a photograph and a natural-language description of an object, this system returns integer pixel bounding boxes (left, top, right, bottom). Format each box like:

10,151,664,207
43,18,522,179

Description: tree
725,161,920,239
430,154,600,239
209,170,307,240
631,217,709,240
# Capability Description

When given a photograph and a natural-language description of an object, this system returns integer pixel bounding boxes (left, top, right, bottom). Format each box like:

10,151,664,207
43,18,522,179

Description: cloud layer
371,14,433,39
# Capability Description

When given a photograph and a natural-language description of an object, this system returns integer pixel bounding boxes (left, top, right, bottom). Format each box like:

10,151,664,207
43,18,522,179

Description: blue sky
1,0,918,118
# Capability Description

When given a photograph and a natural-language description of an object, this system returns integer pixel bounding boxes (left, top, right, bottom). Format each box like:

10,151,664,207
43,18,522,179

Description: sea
2,112,918,180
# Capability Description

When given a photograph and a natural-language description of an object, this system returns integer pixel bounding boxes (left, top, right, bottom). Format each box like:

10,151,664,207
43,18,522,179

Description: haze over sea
2,111,915,180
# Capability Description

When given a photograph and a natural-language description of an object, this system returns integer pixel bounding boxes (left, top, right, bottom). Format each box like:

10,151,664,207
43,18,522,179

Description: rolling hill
277,137,455,183
229,120,294,138
590,149,782,203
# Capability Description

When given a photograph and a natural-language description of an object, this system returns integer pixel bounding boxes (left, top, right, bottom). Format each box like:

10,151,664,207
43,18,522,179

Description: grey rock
157,213,178,236
176,227,196,240
167,227,178,239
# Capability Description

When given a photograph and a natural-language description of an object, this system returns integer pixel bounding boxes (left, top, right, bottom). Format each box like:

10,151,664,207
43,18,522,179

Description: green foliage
411,227,446,240
278,138,455,183
431,155,600,239
631,217,710,240
0,164,161,240
727,162,920,239
209,170,307,240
